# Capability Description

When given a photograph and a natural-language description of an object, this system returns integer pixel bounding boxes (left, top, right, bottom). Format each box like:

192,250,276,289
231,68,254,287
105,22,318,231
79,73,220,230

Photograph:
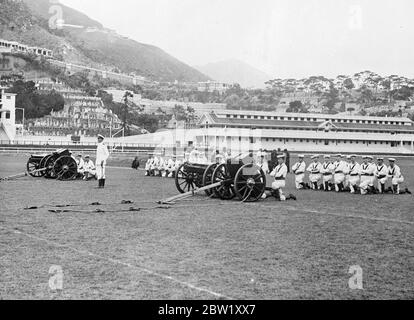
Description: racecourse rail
1,140,414,158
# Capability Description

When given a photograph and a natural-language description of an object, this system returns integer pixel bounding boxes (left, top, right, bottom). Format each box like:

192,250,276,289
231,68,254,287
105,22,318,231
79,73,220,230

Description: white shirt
96,142,109,163
76,158,85,170
83,160,95,171
375,164,388,178
292,161,306,175
348,162,361,175
333,160,348,174
307,162,322,174
271,163,288,180
360,162,376,175
388,165,402,178
321,162,335,175
189,150,199,163
257,158,269,173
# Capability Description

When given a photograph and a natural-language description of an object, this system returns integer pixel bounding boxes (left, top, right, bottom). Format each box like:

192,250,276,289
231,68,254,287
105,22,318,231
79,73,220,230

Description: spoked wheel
53,156,78,181
234,164,266,202
202,163,217,197
212,164,235,200
175,164,196,193
44,155,57,179
26,159,43,178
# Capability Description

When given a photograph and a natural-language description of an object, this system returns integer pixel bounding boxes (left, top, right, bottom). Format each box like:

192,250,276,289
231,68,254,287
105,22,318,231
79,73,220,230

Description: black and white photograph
0,0,413,305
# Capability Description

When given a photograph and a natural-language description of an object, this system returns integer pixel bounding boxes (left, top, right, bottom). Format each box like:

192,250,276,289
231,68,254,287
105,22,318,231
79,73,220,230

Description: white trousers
334,173,345,184
349,176,360,186
360,176,373,191
96,160,106,179
272,180,286,189
323,174,333,183
294,174,305,189
309,174,321,183
392,176,404,185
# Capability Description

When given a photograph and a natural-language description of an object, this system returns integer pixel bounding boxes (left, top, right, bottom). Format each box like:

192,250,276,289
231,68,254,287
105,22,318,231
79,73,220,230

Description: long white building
195,110,414,154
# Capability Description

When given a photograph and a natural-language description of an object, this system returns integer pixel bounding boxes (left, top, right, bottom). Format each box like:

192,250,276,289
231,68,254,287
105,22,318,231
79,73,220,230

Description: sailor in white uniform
96,134,110,188
292,154,306,190
344,155,352,189
83,155,97,180
307,155,322,190
388,158,404,194
375,157,388,194
166,158,175,177
145,156,154,176
76,154,85,178
152,156,160,176
264,155,288,201
188,148,200,163
348,155,361,194
257,154,270,174
321,155,335,191
359,156,376,195
333,154,347,192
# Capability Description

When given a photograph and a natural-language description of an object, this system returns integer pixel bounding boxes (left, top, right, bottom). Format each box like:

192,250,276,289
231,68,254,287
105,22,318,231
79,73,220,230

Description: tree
7,80,64,120
347,107,355,115
172,105,187,121
286,100,306,113
343,78,355,91
122,91,134,130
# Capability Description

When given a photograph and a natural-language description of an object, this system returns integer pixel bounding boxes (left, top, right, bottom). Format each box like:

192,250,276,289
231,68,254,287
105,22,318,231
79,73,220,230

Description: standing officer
96,134,110,188
375,157,388,194
292,154,306,190
307,155,322,190
321,155,334,191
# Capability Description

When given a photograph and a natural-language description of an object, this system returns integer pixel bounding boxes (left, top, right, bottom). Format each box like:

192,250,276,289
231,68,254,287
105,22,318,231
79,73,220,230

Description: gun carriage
26,149,78,181
174,153,266,202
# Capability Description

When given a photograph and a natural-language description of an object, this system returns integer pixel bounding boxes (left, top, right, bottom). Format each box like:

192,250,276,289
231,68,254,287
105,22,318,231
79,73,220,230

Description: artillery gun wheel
53,156,78,181
212,164,235,200
234,164,266,202
27,159,43,178
175,164,196,194
43,156,57,179
202,163,217,197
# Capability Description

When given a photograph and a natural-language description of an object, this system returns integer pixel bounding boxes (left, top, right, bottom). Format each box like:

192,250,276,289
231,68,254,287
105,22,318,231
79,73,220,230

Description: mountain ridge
0,0,209,82
195,59,271,88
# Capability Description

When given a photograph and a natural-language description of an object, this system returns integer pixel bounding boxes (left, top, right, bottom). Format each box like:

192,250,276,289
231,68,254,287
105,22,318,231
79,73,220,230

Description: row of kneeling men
289,154,410,195
144,156,183,178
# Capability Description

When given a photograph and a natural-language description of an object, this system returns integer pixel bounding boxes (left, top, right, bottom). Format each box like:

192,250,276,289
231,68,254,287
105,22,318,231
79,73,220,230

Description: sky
60,0,414,79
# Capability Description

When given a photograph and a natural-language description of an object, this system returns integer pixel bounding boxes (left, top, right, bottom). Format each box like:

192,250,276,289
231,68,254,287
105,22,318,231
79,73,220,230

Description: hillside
196,59,271,89
0,0,209,82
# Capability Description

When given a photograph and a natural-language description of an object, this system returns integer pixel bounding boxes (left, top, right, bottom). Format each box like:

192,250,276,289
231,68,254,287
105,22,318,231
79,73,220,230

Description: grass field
0,153,413,300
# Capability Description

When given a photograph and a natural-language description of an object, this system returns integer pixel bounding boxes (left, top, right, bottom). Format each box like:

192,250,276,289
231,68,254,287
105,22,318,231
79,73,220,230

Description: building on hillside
0,87,16,141
197,81,232,93
0,39,53,58
194,110,414,154
104,89,227,116
26,88,122,137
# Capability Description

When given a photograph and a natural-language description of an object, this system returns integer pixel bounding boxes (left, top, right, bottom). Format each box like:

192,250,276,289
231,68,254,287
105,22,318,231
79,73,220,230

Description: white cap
388,158,396,162
97,134,105,139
